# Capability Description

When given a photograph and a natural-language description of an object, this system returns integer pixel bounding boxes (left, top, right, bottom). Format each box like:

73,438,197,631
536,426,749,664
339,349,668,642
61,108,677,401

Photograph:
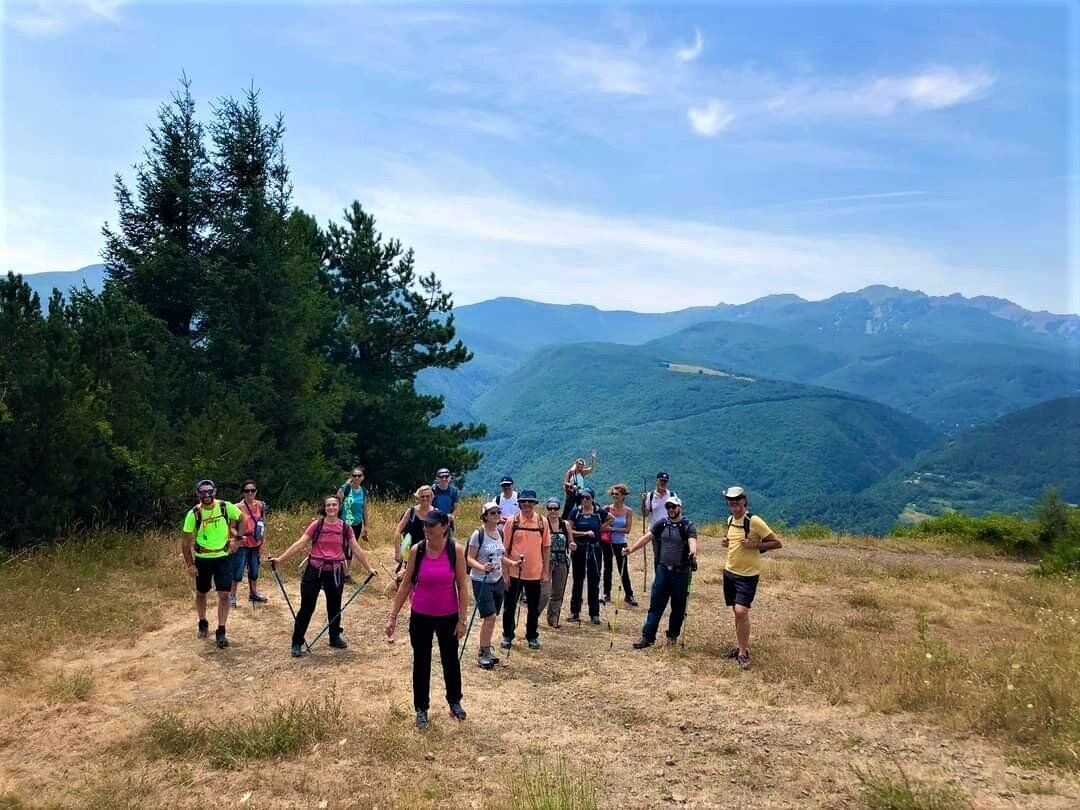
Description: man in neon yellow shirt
721,486,783,669
182,479,243,648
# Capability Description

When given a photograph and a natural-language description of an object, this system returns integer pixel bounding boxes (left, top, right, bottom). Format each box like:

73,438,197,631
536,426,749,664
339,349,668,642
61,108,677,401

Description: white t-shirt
644,489,678,528
497,490,520,520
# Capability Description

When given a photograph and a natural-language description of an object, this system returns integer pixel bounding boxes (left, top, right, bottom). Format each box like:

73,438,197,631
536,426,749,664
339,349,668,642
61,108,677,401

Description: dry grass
853,764,968,809
43,667,95,703
508,755,599,810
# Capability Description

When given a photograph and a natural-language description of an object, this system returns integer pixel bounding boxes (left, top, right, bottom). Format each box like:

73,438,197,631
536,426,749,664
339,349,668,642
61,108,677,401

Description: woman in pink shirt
386,508,469,730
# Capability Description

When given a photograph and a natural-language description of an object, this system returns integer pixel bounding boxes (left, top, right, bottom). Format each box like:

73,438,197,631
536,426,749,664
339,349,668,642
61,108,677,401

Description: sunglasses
547,505,559,510
580,495,593,500
351,473,363,478
243,488,256,493
665,504,680,510
485,509,500,516
437,474,451,479
198,490,214,497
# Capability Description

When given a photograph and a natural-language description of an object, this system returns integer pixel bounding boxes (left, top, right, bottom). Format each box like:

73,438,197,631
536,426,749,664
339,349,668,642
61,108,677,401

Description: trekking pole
608,554,627,650
308,570,377,648
641,476,649,594
459,554,493,664
270,561,299,622
681,559,697,650
504,555,525,665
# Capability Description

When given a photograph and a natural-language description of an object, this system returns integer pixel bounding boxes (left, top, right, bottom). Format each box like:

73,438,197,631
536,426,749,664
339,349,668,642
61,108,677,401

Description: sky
1,0,1078,314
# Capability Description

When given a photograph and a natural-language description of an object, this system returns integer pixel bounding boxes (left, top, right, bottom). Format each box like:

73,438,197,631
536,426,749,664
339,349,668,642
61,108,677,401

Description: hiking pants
503,577,542,641
609,546,634,599
292,565,345,645
641,565,691,642
539,556,570,626
408,612,462,712
570,543,602,619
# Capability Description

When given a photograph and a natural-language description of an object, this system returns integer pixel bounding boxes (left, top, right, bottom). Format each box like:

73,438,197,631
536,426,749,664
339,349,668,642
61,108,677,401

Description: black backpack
411,538,458,585
192,499,229,530
504,512,545,559
726,512,767,553
652,518,693,566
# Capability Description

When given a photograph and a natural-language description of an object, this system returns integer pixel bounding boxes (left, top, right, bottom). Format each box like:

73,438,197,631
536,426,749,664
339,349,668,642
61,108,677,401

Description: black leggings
292,565,344,645
570,543,602,618
409,612,462,712
503,577,542,641
601,543,635,598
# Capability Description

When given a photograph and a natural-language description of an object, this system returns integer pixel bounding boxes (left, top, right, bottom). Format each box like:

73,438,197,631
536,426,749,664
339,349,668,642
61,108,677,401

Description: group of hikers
181,454,783,729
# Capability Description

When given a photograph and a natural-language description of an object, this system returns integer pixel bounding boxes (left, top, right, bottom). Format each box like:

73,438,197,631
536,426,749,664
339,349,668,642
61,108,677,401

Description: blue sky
2,1,1078,313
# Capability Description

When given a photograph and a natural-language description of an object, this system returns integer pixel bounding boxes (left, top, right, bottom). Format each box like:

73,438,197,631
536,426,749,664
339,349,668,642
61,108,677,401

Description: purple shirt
411,542,459,617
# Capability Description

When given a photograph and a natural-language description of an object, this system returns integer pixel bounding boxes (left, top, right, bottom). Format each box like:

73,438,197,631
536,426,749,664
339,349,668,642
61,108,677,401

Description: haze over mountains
20,266,1080,532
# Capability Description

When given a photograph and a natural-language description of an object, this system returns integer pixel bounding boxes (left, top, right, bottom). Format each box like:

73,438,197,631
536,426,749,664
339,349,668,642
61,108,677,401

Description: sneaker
499,636,513,649
725,648,741,660
590,616,601,625
567,614,581,624
527,638,541,650
477,648,496,669
291,642,307,658
229,595,238,608
632,637,655,649
737,652,751,670
197,619,209,639
449,702,467,721
249,592,268,604
600,594,608,604
215,628,229,649
415,710,429,730
484,647,501,665
329,636,348,650
625,596,639,606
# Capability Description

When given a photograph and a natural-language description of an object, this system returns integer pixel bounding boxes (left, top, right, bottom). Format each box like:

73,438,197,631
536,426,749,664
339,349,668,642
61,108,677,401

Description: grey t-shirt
468,528,504,583
650,519,697,567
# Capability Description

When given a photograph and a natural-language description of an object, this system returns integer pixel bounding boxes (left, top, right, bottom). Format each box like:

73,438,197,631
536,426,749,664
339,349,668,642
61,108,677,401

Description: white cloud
766,66,995,118
556,47,652,95
3,0,128,36
677,28,704,63
688,99,735,136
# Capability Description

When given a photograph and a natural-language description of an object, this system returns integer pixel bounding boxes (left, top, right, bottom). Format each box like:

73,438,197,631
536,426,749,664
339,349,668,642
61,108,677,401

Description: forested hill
466,342,940,526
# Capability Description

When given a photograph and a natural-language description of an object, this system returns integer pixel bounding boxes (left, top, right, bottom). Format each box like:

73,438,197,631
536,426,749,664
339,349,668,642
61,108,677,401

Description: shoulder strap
411,540,427,585
192,504,202,530
495,493,502,505
312,518,325,543
744,512,752,537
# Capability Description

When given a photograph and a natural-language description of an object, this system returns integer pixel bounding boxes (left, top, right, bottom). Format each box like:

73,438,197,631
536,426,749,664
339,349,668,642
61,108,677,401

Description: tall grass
854,764,967,810
509,755,599,810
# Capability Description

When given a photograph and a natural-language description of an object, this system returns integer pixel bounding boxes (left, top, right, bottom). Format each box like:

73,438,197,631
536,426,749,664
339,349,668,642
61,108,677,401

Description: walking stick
680,559,697,649
308,570,377,648
608,554,627,649
459,554,493,663
641,476,649,594
504,554,525,664
271,561,310,653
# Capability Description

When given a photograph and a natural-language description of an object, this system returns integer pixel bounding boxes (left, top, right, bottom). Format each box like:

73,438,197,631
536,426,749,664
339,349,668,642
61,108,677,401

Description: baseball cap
195,479,215,492
665,496,683,507
545,498,561,508
423,508,450,526
435,467,451,477
723,486,747,500
518,489,539,503
481,500,500,516
656,472,670,481
500,475,514,485
580,487,595,498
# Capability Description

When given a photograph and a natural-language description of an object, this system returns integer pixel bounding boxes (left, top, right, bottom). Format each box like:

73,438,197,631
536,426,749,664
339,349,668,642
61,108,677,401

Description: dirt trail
0,540,1076,809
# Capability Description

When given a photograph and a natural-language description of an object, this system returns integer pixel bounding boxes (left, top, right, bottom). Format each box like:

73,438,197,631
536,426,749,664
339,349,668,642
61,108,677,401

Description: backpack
504,512,546,559
652,518,693,567
310,518,353,559
241,499,266,542
191,500,231,554
726,513,766,553
410,538,458,585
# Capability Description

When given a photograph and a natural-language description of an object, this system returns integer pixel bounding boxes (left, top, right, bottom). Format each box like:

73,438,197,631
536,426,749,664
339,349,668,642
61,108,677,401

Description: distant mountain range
18,265,1080,531
20,264,107,303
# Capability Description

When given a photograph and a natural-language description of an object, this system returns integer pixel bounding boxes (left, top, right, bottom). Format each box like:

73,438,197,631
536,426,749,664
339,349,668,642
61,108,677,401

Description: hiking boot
500,636,513,649
600,594,608,604
737,652,751,670
632,637,654,649
215,628,229,649
229,594,238,608
249,592,268,604
527,638,541,650
666,636,678,647
590,616,601,625
329,635,348,650
725,648,741,660
477,648,496,669
567,613,581,624
415,710,429,730
291,643,307,658
197,619,209,639
449,702,467,721
485,647,500,665
625,596,639,606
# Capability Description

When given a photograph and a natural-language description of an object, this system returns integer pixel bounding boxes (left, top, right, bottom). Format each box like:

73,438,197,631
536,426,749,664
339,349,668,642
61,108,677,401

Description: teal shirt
341,484,366,525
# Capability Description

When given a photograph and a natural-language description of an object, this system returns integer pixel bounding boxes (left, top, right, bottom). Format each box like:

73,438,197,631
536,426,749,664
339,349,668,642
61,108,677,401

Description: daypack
191,500,231,554
726,512,766,553
410,538,458,585
504,512,546,559
651,518,693,567
309,518,353,562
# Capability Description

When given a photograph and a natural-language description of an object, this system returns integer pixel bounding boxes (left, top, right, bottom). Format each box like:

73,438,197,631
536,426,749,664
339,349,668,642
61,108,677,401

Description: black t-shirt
402,508,425,544
650,519,697,567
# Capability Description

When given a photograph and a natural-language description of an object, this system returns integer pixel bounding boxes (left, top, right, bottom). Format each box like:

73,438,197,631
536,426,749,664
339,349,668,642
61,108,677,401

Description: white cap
481,500,499,515
666,495,682,507
723,486,746,499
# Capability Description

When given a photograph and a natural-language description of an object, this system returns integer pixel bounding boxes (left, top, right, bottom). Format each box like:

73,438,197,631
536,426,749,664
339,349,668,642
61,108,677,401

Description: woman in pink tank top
386,507,469,730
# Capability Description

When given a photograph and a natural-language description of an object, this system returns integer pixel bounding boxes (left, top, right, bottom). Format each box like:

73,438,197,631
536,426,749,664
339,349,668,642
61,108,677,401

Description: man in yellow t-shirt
721,486,783,670
181,479,243,649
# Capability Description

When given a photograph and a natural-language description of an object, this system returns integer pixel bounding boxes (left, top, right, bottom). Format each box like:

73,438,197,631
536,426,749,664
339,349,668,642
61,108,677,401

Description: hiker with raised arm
268,495,375,657
567,487,609,625
720,486,783,670
466,501,506,669
624,496,698,649
232,479,269,606
562,449,597,520
385,509,470,729
182,479,243,649
500,490,551,651
538,497,572,628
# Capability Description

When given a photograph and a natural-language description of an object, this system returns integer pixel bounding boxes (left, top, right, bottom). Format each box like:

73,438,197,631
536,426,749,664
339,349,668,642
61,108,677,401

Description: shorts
231,546,261,582
723,570,759,608
471,577,505,618
195,556,233,594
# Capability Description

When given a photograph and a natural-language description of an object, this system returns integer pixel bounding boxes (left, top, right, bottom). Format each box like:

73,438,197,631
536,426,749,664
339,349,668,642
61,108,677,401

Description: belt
658,562,692,573
309,558,345,572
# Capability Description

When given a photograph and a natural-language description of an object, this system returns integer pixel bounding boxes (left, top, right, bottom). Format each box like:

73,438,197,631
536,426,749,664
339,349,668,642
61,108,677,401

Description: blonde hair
609,483,629,497
414,484,434,499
